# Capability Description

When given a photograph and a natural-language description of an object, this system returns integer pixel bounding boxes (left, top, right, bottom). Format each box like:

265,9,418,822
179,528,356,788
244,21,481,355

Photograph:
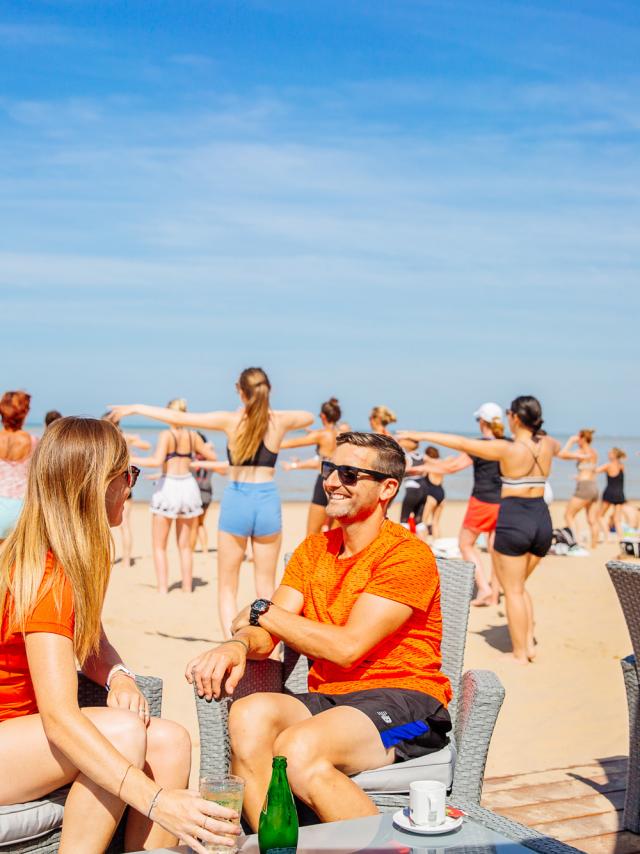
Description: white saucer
393,808,463,835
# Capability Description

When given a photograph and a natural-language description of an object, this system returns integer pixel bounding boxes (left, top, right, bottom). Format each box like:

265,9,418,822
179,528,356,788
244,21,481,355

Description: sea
28,425,640,504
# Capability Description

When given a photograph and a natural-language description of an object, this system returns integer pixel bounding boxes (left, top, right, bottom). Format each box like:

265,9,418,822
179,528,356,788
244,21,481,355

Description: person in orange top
185,432,451,830
0,417,240,854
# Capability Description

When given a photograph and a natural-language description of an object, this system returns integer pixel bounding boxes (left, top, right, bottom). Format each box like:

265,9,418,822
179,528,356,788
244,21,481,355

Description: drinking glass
199,773,245,853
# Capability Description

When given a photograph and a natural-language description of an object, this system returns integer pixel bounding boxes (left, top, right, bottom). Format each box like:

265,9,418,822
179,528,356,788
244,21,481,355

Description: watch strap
106,663,136,690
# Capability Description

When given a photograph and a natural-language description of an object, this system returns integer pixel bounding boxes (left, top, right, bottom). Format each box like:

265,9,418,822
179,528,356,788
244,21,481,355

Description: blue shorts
0,497,23,539
218,481,281,538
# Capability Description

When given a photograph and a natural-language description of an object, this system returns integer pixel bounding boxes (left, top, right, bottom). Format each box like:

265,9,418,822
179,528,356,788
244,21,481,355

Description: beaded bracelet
147,787,163,819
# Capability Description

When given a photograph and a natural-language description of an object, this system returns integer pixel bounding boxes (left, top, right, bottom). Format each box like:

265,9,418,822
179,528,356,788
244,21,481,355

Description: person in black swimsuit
399,396,562,664
128,399,218,593
401,446,447,539
597,447,627,540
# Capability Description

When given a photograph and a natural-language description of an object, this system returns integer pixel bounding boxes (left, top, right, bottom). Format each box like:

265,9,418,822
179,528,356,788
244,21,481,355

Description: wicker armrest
450,669,505,804
195,658,285,779
77,672,163,718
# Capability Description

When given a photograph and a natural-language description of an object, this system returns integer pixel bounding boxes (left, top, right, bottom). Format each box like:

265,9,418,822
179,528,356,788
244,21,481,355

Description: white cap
473,402,503,423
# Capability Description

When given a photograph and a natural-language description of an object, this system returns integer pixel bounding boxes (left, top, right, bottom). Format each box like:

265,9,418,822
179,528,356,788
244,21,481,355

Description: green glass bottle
258,756,299,854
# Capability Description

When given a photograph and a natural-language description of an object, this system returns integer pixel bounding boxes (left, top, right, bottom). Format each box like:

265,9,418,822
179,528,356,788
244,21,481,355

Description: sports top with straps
0,434,38,500
165,430,194,462
500,440,547,489
226,440,278,467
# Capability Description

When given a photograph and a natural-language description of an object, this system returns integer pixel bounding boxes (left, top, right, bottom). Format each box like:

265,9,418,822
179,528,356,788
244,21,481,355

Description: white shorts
150,474,202,519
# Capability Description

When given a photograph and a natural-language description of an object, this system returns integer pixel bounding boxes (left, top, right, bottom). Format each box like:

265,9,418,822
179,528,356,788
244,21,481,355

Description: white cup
409,780,446,827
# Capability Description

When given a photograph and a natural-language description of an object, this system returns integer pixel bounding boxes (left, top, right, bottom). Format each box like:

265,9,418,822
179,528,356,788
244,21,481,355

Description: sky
2,1,639,434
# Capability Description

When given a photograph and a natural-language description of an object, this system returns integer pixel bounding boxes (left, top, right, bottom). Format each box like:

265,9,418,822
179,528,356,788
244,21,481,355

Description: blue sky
2,1,639,433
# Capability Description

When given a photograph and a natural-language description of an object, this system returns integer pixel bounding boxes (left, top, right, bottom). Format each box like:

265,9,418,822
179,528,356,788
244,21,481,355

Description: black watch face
253,599,271,614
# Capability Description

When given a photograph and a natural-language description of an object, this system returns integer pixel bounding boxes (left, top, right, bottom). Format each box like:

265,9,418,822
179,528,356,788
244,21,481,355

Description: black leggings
494,497,552,557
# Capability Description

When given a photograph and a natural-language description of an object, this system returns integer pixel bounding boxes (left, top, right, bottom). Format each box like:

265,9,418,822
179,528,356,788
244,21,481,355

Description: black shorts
494,496,553,557
311,474,328,508
401,478,429,523
291,687,451,762
425,480,445,506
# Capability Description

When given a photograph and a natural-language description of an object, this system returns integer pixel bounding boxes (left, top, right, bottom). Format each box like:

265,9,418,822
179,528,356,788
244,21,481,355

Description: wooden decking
482,757,638,854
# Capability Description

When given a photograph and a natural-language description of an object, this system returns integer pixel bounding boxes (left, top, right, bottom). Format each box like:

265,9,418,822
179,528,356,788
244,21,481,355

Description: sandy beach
104,499,632,786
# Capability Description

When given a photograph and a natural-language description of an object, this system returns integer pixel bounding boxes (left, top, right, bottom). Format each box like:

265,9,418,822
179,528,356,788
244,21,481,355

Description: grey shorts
574,480,599,502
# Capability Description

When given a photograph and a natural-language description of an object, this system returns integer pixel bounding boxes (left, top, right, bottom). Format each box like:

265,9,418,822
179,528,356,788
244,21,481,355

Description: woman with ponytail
0,418,240,853
110,369,313,635
281,397,342,534
399,395,561,665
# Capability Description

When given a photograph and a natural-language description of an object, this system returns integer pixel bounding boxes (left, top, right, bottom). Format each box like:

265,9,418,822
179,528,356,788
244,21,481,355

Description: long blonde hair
0,417,129,664
230,367,272,465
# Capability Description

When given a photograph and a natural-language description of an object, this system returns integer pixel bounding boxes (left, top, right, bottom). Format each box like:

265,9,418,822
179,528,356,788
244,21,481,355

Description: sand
103,500,631,785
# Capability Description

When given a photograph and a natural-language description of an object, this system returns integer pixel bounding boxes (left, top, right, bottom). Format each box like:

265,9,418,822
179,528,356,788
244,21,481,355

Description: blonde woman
281,397,342,534
558,429,599,548
400,396,560,664
0,417,240,854
128,399,217,594
597,448,627,540
369,405,397,435
110,367,314,635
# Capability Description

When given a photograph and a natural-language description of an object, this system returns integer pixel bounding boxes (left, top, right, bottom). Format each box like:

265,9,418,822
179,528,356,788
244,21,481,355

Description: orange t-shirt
0,552,75,721
281,519,452,706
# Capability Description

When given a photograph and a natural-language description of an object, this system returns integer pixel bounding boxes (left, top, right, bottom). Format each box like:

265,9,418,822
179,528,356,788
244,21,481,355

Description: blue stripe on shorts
380,720,430,749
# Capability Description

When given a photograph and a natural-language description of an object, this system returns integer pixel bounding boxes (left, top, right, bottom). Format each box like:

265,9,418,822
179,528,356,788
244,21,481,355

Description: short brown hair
579,428,595,444
0,391,31,430
336,432,406,484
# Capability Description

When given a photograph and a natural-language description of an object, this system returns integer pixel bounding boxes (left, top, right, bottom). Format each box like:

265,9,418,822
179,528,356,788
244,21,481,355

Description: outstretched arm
123,433,152,451
279,410,315,432
407,453,472,476
130,432,169,467
557,436,590,461
398,431,507,460
281,429,323,449
281,457,321,471
109,404,234,432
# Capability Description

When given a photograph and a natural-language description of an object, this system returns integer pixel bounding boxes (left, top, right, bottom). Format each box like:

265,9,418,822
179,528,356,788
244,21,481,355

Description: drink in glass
199,773,245,853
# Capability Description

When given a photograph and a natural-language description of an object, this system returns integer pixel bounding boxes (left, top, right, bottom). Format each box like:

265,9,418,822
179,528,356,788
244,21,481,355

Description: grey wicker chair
195,556,505,811
1,673,163,854
606,559,640,832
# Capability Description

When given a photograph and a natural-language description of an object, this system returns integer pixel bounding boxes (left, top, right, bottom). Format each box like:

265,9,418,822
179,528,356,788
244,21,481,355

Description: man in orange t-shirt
186,432,452,828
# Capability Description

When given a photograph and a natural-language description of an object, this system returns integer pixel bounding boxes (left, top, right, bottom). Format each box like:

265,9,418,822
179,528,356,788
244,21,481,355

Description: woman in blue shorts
110,368,313,635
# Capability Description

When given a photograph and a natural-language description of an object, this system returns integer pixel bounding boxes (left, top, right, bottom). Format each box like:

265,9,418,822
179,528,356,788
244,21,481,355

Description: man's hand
107,673,150,725
185,642,247,700
231,605,252,635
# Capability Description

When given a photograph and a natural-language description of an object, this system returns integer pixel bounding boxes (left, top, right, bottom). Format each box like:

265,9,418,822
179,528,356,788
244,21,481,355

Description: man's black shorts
290,687,451,762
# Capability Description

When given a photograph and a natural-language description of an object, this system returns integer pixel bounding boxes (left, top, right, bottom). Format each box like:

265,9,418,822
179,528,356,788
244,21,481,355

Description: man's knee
273,727,330,796
229,694,284,758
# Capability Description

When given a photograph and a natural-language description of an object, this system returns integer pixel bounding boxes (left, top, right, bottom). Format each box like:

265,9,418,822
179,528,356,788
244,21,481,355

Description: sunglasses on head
321,460,389,487
124,465,140,489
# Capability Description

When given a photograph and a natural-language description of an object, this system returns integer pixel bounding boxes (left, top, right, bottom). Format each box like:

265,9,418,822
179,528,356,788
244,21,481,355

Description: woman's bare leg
460,527,492,604
524,554,542,659
151,515,172,594
492,551,531,664
252,532,282,601
564,496,587,532
598,501,612,539
175,517,196,593
217,530,248,637
198,505,210,552
432,501,444,540
124,718,192,852
0,708,147,853
421,497,437,541
307,504,328,535
613,506,625,541
586,500,600,548
121,500,133,569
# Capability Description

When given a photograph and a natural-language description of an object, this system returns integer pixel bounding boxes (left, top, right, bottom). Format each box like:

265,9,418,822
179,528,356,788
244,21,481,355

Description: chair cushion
0,788,68,846
351,740,456,794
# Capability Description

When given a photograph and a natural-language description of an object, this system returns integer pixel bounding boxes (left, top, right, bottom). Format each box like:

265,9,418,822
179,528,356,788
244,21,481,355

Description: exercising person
558,430,599,548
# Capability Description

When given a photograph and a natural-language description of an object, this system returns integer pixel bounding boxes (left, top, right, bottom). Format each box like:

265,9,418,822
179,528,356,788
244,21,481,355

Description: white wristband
106,664,136,691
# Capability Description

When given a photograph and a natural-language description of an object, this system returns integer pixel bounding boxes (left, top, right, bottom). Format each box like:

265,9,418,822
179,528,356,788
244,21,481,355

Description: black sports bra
165,430,194,462
226,440,278,467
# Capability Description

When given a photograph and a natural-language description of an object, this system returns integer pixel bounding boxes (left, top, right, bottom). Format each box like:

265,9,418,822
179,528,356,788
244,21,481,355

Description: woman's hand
231,607,251,634
108,404,139,420
107,674,150,725
150,788,241,853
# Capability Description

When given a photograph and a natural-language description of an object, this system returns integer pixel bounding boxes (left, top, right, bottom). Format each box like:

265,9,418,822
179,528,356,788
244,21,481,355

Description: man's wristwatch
249,599,273,626
106,663,136,691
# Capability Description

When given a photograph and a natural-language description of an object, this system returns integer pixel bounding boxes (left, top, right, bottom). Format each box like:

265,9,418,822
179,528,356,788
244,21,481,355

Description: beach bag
552,527,577,549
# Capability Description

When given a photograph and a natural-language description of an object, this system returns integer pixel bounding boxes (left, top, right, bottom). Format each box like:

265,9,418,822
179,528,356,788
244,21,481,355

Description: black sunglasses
321,460,390,487
124,465,140,489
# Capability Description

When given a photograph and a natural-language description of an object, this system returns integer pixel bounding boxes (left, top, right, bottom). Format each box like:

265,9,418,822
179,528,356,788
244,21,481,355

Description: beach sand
103,500,631,785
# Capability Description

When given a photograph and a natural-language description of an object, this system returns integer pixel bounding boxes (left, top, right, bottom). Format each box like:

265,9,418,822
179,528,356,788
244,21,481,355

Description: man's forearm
257,606,358,668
